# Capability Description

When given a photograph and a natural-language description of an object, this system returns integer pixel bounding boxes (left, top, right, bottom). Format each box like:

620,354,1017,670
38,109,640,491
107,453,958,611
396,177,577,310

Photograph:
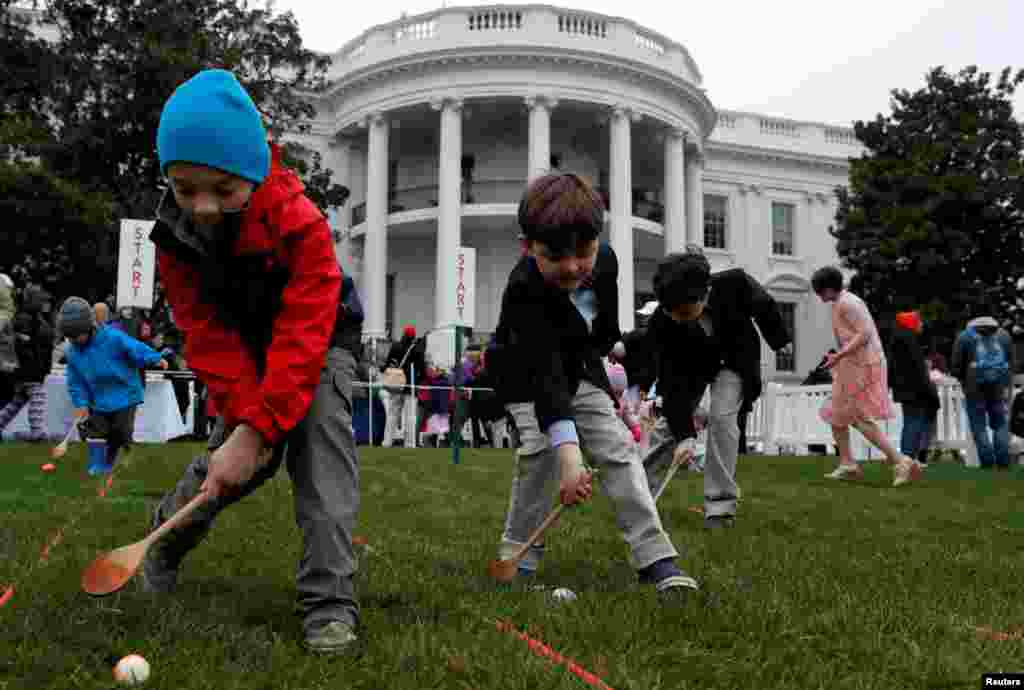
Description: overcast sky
275,0,1023,128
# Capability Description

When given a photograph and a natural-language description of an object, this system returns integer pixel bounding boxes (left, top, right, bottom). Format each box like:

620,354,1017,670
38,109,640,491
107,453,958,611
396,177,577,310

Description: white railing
556,12,607,38
634,31,665,55
328,5,702,84
467,9,523,31
756,382,1024,466
760,118,800,138
824,127,858,146
394,19,437,42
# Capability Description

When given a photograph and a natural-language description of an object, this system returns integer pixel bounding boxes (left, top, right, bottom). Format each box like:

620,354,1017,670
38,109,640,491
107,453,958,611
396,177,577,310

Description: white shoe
892,456,923,487
825,463,864,480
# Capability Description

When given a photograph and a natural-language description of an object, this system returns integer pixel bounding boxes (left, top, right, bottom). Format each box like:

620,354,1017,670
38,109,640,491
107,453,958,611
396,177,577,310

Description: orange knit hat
895,311,923,333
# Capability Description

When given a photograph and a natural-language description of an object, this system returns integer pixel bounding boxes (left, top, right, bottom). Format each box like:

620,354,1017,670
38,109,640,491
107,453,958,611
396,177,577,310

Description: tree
40,0,346,218
831,66,1024,353
0,158,114,301
1,0,348,312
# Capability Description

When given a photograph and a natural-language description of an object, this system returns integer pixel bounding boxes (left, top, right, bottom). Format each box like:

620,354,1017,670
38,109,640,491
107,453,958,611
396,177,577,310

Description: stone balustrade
327,4,702,86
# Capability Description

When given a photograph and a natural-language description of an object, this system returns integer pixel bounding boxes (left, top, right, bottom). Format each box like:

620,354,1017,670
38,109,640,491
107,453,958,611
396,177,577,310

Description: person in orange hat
889,310,940,467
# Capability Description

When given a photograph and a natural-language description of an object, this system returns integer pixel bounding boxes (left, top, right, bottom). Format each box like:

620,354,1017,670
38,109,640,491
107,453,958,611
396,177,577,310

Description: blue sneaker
638,558,699,595
87,463,103,476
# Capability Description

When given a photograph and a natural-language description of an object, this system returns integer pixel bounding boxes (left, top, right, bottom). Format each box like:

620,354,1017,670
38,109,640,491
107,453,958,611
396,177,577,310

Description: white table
2,374,190,443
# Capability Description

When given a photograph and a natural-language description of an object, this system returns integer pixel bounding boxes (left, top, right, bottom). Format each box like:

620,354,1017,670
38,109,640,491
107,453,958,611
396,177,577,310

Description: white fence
744,382,1023,466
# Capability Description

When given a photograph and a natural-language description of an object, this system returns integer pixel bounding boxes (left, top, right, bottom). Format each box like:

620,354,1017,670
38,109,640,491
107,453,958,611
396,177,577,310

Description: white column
684,147,704,247
327,135,353,271
327,136,352,233
363,112,389,340
526,96,557,183
609,105,635,332
432,97,463,334
662,128,686,254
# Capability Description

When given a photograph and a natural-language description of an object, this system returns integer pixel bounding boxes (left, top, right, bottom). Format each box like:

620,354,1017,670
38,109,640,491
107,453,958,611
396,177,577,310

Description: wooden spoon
487,504,565,583
49,423,78,459
81,489,209,596
652,447,692,502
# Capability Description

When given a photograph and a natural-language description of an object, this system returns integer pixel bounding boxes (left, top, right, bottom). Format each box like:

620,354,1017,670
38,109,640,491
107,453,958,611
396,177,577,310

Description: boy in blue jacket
58,297,167,475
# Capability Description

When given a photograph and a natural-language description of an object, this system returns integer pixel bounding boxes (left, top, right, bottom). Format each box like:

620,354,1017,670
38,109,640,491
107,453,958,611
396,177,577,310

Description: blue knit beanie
157,69,270,185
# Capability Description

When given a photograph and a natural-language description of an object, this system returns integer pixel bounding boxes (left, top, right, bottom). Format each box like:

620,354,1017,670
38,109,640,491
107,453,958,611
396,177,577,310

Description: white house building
296,5,865,380
13,3,865,382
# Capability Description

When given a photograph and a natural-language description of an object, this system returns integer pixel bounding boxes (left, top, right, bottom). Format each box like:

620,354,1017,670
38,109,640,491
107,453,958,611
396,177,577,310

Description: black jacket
330,275,364,357
645,268,791,439
620,326,657,392
386,334,427,385
490,243,621,433
888,328,939,411
12,288,54,385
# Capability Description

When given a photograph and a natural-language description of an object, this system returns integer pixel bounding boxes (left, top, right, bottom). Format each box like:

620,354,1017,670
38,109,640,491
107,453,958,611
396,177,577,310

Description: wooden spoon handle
143,490,210,547
654,449,690,502
511,504,564,562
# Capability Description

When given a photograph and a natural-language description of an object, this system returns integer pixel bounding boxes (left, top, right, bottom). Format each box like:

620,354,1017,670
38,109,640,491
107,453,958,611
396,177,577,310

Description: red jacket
155,144,341,445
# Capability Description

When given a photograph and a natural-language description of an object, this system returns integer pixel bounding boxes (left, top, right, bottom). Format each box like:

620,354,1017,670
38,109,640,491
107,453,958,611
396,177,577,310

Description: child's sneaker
638,558,699,596
303,620,358,655
704,515,736,530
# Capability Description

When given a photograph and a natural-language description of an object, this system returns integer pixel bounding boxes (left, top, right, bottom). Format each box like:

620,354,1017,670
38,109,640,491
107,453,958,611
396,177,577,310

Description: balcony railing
330,5,701,85
349,182,665,225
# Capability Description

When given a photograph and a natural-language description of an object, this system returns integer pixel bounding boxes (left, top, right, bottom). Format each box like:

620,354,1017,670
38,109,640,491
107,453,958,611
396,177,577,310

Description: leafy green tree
832,66,1024,353
1,0,348,313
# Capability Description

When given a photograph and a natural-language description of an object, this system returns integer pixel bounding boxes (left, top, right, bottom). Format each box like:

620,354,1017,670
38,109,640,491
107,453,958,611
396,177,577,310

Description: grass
1,441,1023,689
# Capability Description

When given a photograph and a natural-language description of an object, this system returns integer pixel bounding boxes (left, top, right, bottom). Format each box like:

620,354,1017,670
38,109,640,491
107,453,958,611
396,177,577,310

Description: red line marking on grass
491,619,616,690
0,586,13,607
39,528,65,564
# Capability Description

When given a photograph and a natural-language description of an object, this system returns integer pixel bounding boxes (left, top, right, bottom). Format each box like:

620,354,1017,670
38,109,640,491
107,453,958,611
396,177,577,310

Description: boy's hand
201,424,267,499
556,443,593,505
673,440,694,467
158,359,169,370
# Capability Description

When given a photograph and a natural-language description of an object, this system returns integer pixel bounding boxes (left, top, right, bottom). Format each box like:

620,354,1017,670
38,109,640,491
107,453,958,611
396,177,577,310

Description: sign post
451,247,475,465
116,220,157,310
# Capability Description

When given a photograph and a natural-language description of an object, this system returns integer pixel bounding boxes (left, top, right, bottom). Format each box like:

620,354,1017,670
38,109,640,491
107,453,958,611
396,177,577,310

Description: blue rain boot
86,439,108,476
102,445,118,474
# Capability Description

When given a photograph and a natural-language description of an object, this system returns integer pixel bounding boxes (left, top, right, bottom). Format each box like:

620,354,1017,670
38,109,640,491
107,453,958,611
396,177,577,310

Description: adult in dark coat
0,286,55,440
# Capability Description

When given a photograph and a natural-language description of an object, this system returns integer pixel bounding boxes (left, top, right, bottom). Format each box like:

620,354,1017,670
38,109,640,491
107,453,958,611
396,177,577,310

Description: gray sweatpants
151,347,361,630
643,369,743,518
499,381,678,572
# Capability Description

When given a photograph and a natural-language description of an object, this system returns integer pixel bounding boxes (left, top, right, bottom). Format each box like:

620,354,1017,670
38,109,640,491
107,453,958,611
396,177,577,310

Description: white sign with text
116,219,157,310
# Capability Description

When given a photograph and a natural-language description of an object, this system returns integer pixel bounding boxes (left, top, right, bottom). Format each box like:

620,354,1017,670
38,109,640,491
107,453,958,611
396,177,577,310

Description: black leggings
79,406,137,457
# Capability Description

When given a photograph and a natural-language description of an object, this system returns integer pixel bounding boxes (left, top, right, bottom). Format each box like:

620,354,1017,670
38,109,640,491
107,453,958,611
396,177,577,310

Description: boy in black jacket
621,249,791,528
489,173,696,596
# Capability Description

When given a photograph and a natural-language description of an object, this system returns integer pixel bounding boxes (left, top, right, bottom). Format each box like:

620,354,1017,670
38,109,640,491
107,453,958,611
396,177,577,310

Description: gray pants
379,390,417,448
644,369,743,518
152,347,361,630
499,381,678,572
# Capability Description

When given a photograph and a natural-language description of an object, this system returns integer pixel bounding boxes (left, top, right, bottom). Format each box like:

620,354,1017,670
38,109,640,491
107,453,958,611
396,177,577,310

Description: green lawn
1,442,1022,689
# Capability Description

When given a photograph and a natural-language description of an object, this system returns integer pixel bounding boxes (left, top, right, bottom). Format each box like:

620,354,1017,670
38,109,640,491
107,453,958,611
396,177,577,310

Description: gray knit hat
58,297,96,338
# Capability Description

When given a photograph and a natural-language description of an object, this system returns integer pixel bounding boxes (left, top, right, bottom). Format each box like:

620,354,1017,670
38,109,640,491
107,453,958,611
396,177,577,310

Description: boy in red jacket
143,69,361,655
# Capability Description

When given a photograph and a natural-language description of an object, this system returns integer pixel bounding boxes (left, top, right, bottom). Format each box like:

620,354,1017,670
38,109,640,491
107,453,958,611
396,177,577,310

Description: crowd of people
1,69,1019,658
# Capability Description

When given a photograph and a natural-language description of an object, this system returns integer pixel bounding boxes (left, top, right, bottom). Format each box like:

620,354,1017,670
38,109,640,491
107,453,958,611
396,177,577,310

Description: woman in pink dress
811,266,923,486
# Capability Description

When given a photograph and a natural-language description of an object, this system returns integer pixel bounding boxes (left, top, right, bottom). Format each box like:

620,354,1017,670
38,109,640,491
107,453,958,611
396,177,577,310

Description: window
703,195,727,249
771,202,795,255
775,302,796,371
